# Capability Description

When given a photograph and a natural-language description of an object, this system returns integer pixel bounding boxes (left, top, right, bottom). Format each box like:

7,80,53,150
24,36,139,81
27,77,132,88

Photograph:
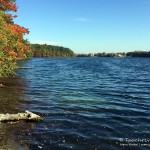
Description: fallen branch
0,110,43,122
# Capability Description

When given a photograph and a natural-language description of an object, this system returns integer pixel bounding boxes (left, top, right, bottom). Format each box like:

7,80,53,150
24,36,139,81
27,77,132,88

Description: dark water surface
0,57,150,150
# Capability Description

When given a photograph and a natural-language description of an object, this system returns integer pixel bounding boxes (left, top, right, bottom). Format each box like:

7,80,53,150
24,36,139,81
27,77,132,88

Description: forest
31,44,75,57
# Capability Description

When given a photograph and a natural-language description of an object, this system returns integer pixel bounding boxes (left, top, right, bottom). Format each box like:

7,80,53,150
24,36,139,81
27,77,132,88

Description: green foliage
23,40,33,58
126,51,150,57
0,59,16,77
31,44,76,57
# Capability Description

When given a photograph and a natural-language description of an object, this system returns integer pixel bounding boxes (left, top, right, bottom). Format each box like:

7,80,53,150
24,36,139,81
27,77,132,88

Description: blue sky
15,0,150,53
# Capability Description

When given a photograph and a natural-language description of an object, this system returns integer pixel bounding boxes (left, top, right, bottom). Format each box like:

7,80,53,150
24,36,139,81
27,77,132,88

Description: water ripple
10,57,150,149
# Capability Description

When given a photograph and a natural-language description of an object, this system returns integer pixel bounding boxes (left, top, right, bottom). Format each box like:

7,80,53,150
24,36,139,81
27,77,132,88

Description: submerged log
0,110,43,122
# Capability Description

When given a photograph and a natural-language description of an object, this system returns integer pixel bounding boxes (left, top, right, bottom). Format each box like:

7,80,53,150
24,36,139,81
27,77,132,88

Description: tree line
31,44,75,57
126,51,150,57
77,51,150,57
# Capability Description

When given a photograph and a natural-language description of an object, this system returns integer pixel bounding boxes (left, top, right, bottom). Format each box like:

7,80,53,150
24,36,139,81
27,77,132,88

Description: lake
0,57,150,150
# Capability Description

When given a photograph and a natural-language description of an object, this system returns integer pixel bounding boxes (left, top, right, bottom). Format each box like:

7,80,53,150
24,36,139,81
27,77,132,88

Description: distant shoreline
76,51,150,57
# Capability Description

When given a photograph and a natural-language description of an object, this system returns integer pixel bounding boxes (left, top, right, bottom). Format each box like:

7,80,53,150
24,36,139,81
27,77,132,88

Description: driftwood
17,67,33,69
0,110,43,122
0,84,5,87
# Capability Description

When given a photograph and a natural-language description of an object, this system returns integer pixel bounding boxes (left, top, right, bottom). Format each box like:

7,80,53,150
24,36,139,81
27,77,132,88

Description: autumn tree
0,0,31,77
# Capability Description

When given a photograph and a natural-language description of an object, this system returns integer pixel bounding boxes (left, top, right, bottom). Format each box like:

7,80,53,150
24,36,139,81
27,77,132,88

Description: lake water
0,57,150,150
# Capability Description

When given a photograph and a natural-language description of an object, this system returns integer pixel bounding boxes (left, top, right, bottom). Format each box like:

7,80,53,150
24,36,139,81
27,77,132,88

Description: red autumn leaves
0,0,17,11
0,0,31,76
0,0,31,58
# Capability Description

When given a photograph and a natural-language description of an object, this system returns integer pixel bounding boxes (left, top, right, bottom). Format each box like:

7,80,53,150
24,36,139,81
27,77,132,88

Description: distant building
88,53,95,57
115,53,126,57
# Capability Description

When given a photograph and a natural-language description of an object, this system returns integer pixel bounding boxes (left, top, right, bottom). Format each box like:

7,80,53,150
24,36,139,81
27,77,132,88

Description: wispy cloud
30,40,59,45
73,17,91,22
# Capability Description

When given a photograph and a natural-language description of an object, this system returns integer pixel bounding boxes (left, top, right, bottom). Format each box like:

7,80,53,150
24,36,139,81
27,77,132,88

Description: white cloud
30,40,59,45
73,17,91,22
